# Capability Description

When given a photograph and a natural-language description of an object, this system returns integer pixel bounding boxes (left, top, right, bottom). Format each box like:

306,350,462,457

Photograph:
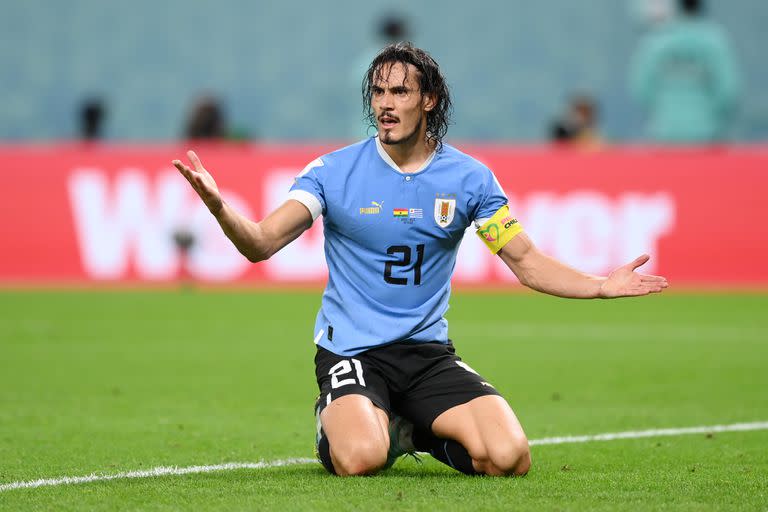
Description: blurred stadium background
1,0,767,287
2,0,768,141
1,1,767,509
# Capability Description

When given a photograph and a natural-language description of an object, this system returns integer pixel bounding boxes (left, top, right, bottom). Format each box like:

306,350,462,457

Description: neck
379,130,436,173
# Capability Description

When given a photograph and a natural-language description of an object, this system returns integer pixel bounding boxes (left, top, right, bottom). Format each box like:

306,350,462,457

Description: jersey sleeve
472,167,509,228
287,157,326,221
472,167,524,254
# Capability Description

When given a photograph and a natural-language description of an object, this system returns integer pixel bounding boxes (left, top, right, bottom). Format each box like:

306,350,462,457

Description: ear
422,92,437,112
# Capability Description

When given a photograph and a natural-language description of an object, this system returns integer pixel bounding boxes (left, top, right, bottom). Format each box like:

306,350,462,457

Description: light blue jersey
288,137,507,356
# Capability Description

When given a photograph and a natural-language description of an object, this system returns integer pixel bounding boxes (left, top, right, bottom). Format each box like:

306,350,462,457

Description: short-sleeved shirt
288,136,507,356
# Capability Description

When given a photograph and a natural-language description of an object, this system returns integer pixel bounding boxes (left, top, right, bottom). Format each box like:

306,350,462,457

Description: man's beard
380,116,423,146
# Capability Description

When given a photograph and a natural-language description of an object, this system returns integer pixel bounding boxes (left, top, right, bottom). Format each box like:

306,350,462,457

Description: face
371,61,435,147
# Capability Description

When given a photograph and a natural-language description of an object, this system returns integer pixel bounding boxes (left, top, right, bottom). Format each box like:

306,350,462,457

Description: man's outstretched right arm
173,150,313,262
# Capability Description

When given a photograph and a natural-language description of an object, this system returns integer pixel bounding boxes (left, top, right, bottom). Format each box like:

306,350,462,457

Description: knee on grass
471,436,531,476
331,439,389,476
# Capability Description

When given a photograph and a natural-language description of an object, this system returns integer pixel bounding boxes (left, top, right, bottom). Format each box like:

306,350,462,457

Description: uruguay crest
434,198,456,228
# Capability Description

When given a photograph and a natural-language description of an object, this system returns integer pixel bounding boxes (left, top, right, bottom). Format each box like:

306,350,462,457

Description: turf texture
0,290,766,510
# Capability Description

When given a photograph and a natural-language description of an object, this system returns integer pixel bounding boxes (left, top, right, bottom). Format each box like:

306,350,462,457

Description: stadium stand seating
1,0,765,141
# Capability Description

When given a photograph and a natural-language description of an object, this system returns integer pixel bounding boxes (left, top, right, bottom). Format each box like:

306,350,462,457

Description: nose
378,91,395,110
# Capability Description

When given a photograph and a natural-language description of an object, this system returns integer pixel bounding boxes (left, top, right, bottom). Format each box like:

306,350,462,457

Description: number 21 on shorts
329,359,366,388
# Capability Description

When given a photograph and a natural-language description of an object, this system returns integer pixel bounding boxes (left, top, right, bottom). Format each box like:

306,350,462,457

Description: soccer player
173,43,668,477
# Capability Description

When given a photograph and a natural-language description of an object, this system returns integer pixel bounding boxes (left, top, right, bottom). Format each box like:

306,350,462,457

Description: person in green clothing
629,0,740,143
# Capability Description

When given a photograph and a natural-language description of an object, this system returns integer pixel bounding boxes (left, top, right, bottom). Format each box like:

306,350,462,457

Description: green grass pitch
0,289,766,511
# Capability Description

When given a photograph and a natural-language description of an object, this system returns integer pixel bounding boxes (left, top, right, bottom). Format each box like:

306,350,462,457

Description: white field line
528,421,768,446
2,421,767,492
0,458,316,493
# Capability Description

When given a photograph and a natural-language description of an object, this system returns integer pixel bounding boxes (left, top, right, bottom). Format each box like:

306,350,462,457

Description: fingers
606,272,669,298
643,282,666,293
638,276,668,292
625,282,666,296
171,150,203,177
172,159,195,179
172,159,208,195
187,150,204,172
629,253,650,270
172,159,189,173
173,159,202,186
639,273,669,291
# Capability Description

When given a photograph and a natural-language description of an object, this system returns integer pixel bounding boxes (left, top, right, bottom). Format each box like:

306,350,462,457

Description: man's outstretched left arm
497,232,669,299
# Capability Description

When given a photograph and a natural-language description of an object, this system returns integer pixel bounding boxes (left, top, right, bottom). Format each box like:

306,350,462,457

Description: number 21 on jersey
384,244,425,285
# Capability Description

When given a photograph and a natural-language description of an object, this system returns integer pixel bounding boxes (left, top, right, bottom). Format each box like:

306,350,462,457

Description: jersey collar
375,136,437,175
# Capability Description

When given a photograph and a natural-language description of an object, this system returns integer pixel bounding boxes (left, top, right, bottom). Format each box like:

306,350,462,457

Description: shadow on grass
219,463,495,481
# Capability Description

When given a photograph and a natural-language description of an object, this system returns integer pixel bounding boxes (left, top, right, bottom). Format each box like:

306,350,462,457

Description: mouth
378,115,399,129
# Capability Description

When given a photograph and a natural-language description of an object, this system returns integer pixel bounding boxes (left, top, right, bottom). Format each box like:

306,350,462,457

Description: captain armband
475,205,524,254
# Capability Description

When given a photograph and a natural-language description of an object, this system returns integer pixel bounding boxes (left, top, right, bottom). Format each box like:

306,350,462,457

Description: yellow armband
476,205,524,254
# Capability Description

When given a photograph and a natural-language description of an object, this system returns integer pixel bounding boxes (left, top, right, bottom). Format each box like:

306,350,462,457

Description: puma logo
360,201,384,215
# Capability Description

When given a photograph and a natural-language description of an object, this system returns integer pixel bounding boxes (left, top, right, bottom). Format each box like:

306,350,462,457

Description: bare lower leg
430,396,531,476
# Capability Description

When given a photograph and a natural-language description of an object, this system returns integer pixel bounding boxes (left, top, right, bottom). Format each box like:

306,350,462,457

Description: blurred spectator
79,97,107,140
630,0,674,29
359,13,410,78
172,227,196,287
378,14,409,44
550,95,604,149
629,0,740,143
184,94,228,139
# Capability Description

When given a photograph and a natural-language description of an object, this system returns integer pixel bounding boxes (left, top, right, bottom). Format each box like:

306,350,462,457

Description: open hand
599,254,669,298
173,150,223,214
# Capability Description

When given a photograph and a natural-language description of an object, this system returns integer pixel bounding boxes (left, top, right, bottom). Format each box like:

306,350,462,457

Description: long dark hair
362,42,453,151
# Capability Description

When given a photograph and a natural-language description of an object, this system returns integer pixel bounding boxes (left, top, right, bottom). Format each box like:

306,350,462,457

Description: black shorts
315,341,501,431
